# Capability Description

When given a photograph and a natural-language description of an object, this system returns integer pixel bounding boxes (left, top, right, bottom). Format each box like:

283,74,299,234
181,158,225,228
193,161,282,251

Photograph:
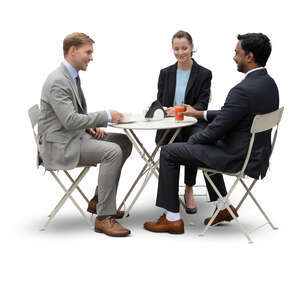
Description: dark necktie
75,75,84,107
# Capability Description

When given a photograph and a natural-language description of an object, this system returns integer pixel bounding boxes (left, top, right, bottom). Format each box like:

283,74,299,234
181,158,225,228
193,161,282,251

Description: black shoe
184,195,197,214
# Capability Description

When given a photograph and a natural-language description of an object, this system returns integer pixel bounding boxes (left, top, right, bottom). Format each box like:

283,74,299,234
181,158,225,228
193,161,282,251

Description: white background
1,0,299,299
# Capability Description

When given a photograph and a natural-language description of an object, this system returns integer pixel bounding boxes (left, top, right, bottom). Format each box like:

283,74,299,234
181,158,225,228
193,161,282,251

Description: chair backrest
251,107,284,134
28,104,40,129
241,107,284,175
28,104,41,166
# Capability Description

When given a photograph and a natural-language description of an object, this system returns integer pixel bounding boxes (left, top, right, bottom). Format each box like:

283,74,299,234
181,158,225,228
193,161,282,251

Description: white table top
109,116,197,130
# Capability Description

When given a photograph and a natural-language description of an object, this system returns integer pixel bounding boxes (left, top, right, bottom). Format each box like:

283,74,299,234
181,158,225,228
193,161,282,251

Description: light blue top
62,59,111,122
173,68,191,106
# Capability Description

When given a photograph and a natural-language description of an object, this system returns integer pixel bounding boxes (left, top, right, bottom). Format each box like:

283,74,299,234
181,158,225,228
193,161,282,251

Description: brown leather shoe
87,196,127,219
144,214,184,234
115,211,126,219
87,196,98,214
95,216,131,237
204,205,239,226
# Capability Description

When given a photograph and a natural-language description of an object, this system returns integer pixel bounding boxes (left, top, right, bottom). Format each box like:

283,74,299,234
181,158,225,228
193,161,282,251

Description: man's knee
160,145,174,163
104,133,132,160
122,134,133,157
104,143,123,162
161,143,192,166
117,134,132,159
161,144,179,158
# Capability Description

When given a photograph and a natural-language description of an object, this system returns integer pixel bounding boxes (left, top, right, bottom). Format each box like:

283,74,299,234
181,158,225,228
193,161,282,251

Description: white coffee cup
120,112,134,123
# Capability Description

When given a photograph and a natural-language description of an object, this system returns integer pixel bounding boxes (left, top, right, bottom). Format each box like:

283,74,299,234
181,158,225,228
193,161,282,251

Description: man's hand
109,110,123,123
88,128,107,139
182,104,204,119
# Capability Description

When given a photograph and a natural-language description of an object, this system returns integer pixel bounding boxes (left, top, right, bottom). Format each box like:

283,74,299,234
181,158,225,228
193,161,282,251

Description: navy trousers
156,142,227,213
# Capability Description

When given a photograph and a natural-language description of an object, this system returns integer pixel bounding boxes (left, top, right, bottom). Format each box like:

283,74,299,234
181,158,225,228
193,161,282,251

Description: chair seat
199,167,241,177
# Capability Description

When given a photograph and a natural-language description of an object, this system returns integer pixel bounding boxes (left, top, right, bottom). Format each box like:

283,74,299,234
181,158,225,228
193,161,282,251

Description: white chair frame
198,107,284,243
28,104,93,230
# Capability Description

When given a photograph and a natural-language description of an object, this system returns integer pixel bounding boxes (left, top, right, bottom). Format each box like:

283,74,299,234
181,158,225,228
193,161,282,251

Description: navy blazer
157,59,212,109
156,59,212,143
188,69,279,179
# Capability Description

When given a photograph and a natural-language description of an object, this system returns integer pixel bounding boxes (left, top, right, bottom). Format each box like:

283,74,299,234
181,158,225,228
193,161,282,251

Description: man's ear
246,51,255,63
68,45,77,57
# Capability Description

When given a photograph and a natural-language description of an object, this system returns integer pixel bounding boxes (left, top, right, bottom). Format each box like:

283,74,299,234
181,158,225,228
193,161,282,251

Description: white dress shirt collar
63,59,78,83
245,66,265,78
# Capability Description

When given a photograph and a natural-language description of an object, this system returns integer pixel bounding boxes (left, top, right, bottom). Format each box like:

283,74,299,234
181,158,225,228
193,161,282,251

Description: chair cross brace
40,167,92,230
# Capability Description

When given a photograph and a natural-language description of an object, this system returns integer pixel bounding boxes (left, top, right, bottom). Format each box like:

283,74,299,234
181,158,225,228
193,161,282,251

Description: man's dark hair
237,33,271,67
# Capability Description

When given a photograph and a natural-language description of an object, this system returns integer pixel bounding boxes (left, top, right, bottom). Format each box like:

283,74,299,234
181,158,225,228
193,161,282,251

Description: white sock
166,211,181,221
216,198,231,210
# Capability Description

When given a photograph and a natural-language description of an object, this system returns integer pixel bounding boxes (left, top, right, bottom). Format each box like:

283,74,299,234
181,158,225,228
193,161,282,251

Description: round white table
110,116,197,130
109,116,197,217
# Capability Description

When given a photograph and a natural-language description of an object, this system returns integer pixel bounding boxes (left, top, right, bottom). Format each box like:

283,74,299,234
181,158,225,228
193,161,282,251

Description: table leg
117,129,170,211
118,127,182,216
126,129,162,178
123,159,160,218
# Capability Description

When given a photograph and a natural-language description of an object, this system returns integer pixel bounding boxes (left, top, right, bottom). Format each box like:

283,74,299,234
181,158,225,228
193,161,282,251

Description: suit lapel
60,63,84,111
184,60,197,101
168,63,177,107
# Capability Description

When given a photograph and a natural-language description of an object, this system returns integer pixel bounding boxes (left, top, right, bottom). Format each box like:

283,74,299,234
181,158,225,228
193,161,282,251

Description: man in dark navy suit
144,33,279,234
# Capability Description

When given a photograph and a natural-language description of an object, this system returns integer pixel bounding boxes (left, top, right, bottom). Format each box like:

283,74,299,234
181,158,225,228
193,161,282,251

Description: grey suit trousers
78,132,132,216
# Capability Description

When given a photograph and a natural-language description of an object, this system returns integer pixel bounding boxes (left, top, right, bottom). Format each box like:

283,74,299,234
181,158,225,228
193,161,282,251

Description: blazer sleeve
49,79,108,130
206,110,220,122
192,70,212,111
188,85,249,144
157,69,165,104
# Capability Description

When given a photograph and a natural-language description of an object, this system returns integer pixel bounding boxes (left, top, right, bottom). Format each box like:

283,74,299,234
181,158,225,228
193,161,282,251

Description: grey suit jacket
38,63,108,170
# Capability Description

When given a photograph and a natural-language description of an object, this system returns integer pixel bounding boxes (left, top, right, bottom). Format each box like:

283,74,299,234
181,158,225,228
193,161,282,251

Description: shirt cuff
106,110,112,122
203,111,208,121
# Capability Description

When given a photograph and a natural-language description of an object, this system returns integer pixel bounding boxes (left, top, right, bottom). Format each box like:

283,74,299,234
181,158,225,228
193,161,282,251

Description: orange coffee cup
175,106,184,122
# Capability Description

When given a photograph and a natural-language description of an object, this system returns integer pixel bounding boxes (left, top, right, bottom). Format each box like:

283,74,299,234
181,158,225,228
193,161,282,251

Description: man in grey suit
38,32,132,237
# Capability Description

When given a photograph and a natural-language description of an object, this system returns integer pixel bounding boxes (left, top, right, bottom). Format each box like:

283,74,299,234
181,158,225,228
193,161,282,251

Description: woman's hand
165,107,175,116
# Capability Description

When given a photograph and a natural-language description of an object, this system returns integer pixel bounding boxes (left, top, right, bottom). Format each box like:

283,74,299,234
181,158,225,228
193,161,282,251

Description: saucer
119,119,136,124
144,116,164,122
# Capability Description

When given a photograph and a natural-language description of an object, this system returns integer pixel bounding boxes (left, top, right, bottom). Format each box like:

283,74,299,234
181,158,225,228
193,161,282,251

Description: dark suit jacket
156,59,212,143
188,68,279,179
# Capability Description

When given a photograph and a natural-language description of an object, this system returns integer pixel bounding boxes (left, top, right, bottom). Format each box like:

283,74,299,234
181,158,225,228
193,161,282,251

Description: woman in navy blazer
155,31,212,213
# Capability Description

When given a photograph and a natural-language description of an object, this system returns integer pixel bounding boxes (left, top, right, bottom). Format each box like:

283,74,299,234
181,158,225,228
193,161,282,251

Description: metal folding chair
198,107,284,243
28,104,93,230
